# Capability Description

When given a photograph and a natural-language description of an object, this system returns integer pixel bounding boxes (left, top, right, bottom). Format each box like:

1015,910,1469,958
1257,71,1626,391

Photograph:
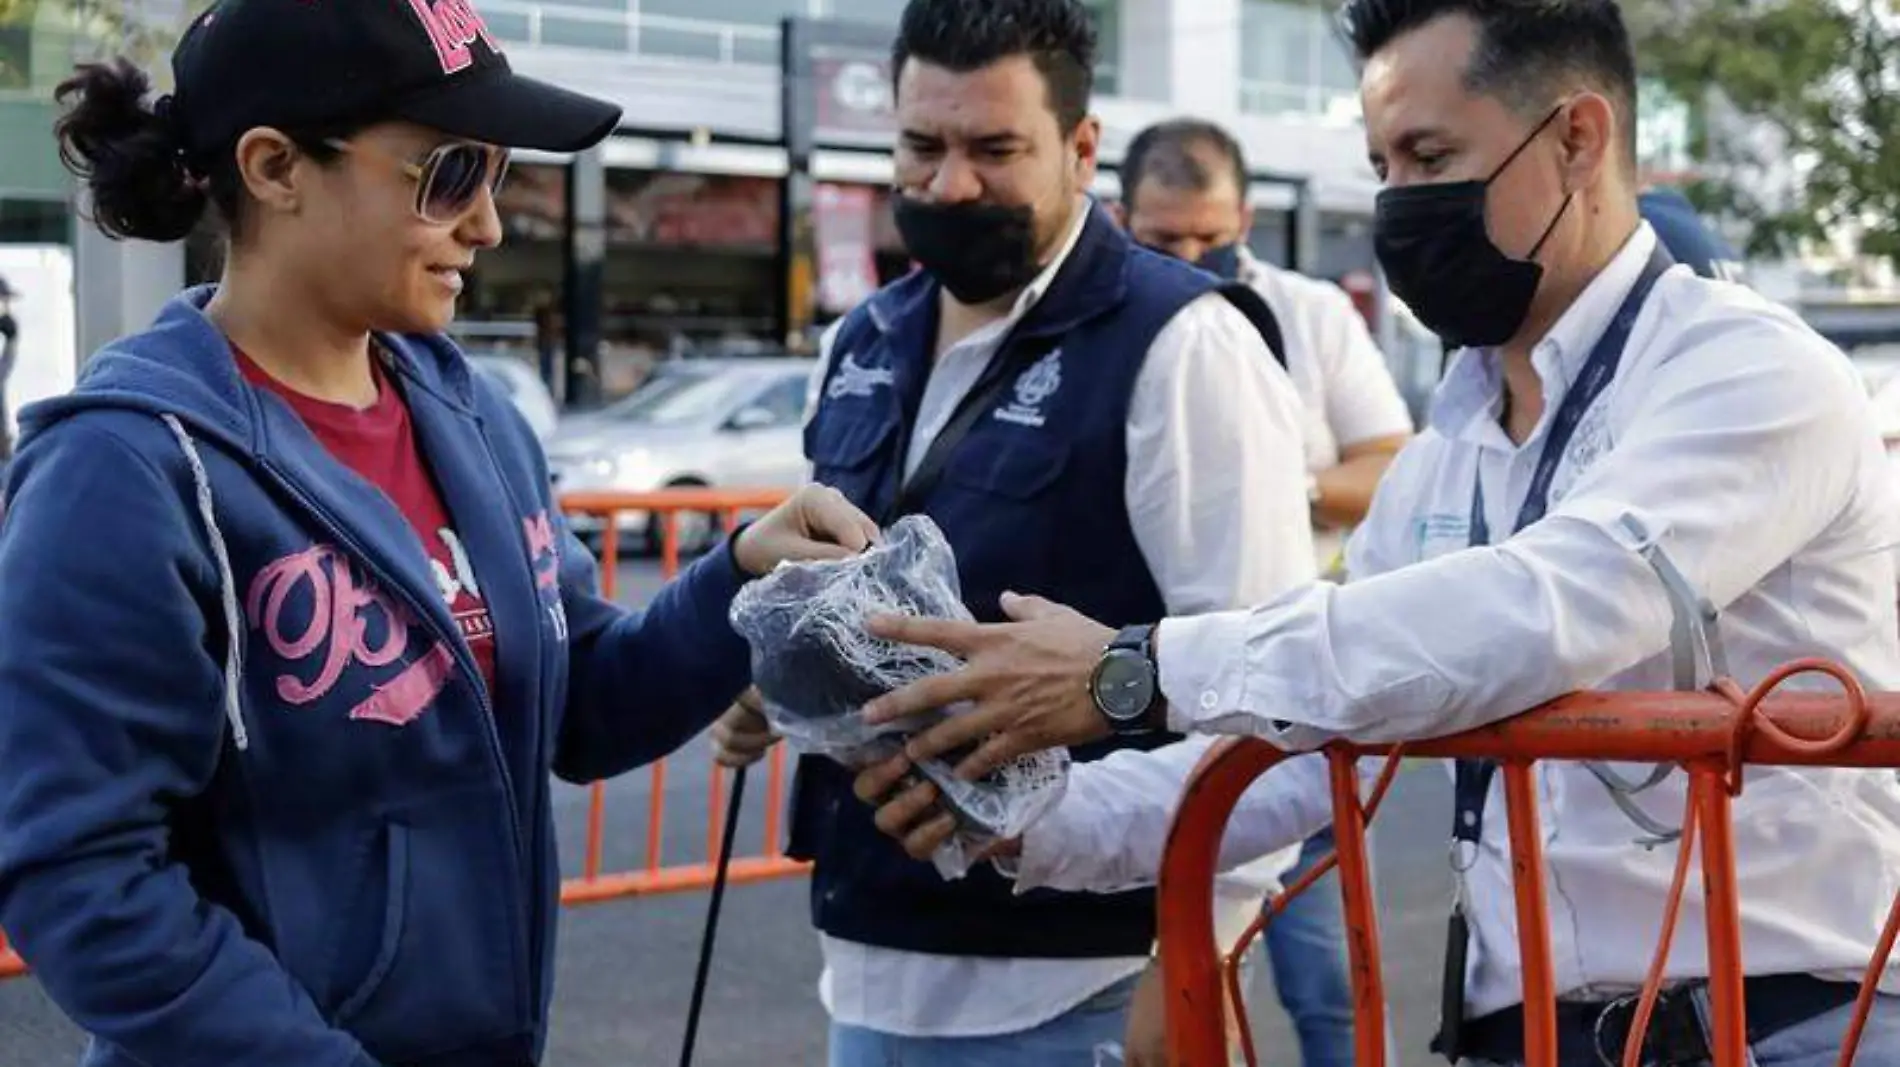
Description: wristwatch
1089,624,1166,735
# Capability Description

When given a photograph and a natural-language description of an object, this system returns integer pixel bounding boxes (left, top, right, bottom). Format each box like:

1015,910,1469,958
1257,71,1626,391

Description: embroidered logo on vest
827,352,895,400
993,349,1063,428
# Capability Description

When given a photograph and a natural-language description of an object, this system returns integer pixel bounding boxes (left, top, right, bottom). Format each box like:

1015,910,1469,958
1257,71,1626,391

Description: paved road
0,557,1456,1067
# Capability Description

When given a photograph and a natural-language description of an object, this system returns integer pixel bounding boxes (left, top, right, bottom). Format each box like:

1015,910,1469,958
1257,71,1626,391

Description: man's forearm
1312,449,1400,527
1011,739,1353,895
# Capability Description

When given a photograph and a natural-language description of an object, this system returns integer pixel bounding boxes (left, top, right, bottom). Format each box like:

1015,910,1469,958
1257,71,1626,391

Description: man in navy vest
710,0,1315,1062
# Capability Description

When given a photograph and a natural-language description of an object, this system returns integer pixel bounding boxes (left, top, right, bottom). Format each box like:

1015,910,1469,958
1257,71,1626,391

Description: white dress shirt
1014,223,1900,1019
805,198,1316,1037
1237,246,1415,474
1868,376,1900,592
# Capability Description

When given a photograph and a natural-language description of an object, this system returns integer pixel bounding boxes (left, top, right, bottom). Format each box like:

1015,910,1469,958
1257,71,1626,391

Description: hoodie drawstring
160,414,250,752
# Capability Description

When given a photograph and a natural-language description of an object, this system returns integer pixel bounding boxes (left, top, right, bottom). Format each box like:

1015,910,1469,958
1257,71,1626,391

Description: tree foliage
1628,0,1899,268
0,0,198,85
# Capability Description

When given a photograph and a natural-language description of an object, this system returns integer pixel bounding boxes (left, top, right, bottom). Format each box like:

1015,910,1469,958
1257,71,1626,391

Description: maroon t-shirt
237,349,498,698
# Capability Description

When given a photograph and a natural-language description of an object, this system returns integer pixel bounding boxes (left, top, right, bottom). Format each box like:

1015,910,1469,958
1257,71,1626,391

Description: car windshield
607,370,750,426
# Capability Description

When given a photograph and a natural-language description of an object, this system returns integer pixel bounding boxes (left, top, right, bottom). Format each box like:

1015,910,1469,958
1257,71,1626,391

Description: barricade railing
0,487,804,983
1157,660,1900,1066
554,487,810,905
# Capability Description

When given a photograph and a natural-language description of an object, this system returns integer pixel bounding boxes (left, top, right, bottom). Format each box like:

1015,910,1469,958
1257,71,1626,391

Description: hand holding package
728,515,1068,877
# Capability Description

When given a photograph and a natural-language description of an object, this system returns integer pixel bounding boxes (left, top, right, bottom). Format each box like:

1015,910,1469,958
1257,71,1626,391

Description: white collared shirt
805,198,1317,1037
1014,222,1900,1018
1236,246,1415,473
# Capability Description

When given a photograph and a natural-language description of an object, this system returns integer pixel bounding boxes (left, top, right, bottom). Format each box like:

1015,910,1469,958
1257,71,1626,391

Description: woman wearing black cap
0,3,876,1066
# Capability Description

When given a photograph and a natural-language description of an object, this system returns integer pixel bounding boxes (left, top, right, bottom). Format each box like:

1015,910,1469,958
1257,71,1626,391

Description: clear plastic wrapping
729,515,1068,878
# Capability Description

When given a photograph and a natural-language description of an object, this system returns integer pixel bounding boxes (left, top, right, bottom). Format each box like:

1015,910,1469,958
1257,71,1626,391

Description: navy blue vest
789,203,1245,959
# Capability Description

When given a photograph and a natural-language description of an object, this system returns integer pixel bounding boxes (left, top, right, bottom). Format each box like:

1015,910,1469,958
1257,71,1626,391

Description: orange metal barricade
555,487,811,906
1157,659,1900,1067
0,930,21,979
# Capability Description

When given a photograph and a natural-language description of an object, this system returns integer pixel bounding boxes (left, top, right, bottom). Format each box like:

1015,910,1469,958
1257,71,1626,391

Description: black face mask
1373,105,1573,349
1195,243,1245,281
892,196,1042,305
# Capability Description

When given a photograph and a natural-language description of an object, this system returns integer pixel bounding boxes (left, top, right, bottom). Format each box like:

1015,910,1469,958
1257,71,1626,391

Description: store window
0,199,68,245
483,164,785,394
640,0,805,63
1238,0,1358,119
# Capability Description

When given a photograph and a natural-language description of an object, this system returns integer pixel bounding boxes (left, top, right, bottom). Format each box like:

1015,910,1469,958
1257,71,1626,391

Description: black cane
678,764,747,1067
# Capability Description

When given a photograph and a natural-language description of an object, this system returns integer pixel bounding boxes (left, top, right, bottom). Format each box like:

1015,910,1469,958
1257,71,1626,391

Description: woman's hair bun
54,58,206,244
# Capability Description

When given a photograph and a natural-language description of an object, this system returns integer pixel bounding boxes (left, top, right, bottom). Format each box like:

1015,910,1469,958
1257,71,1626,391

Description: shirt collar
1429,221,1658,443
1236,244,1267,287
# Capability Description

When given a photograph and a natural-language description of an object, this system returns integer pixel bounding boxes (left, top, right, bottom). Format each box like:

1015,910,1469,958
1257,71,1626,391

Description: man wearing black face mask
848,0,1900,1063
707,1,1316,1062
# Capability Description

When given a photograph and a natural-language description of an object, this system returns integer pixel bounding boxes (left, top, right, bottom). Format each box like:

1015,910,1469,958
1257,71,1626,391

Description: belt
1458,973,1859,1065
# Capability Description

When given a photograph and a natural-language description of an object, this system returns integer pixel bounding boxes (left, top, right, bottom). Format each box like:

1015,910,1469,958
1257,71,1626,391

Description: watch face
1093,649,1156,721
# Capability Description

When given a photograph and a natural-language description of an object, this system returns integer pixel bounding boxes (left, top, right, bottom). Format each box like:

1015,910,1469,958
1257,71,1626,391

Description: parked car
468,352,559,441
544,357,817,556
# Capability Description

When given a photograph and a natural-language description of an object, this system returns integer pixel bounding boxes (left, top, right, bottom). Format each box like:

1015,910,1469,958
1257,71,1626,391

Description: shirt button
1200,691,1219,710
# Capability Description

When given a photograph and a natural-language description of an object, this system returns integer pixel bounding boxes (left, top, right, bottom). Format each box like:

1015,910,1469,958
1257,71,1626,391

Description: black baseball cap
169,0,623,162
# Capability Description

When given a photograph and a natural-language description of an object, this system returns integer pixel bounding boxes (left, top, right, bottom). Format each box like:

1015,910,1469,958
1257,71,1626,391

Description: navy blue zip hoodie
0,288,753,1067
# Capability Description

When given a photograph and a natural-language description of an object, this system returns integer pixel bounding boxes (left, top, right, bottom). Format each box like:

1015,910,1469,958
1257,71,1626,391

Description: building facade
0,0,1382,397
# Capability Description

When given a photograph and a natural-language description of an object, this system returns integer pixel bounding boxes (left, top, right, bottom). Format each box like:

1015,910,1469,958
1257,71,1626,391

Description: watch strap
1102,624,1164,733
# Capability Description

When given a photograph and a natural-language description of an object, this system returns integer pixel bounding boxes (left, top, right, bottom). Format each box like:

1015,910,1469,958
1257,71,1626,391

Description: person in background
1112,117,1416,1067
1116,119,1414,542
0,4,876,1066
709,1,1315,1063
854,0,1900,1061
0,274,16,464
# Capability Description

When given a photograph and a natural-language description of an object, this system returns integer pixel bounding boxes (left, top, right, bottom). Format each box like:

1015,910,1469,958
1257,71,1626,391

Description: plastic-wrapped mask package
729,515,1068,878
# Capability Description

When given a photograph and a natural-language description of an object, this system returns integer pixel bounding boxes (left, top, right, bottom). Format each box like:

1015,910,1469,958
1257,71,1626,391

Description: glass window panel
826,0,906,23
1240,0,1314,86
1087,1,1119,97
643,0,805,24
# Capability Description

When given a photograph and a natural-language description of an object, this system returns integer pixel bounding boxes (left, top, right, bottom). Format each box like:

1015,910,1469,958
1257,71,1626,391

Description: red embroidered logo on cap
407,0,500,75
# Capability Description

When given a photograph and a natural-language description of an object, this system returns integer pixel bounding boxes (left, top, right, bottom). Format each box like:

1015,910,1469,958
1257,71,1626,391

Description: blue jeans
1263,826,1356,1067
827,974,1138,1067
1467,989,1900,1067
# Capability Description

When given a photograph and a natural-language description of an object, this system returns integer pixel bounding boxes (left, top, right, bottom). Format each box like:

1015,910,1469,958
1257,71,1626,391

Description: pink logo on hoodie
247,545,451,727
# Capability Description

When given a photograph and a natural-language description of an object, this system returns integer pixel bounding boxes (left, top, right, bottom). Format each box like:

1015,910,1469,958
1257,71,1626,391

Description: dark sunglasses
325,138,511,224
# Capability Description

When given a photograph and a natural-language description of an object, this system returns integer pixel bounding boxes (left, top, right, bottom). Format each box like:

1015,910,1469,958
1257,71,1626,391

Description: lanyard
1448,244,1674,857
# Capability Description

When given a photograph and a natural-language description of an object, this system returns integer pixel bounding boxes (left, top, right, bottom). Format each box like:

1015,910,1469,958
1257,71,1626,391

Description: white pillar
1116,0,1243,116
72,194,184,364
